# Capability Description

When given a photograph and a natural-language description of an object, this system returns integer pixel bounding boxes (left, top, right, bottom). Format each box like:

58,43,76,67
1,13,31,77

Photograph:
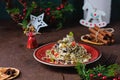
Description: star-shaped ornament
28,13,48,33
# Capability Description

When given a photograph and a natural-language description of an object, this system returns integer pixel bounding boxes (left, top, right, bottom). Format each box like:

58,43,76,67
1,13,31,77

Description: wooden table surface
0,20,120,80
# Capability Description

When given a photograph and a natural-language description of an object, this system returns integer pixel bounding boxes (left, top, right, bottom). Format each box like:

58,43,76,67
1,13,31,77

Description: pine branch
75,63,120,80
17,0,26,8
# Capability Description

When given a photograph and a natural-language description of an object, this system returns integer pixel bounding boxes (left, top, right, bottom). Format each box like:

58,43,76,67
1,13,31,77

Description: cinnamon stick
90,33,109,44
94,26,113,37
89,28,105,40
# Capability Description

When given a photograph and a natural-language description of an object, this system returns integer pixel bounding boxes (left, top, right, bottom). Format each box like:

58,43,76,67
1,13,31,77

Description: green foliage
51,3,74,29
21,2,36,28
75,63,120,80
39,2,56,9
93,65,106,74
69,32,74,37
75,63,90,80
30,1,74,29
56,22,63,30
25,2,36,19
63,4,74,12
5,0,74,30
7,8,20,14
105,64,120,77
52,10,63,19
21,20,28,28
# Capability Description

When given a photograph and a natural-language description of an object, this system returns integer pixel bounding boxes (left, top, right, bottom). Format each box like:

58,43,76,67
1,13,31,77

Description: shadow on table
41,53,118,74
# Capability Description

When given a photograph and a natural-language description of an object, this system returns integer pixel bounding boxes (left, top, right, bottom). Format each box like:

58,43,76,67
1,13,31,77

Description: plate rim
33,42,102,67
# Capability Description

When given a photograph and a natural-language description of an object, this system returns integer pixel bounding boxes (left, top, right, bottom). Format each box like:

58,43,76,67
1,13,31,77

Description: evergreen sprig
5,0,74,30
75,63,120,80
7,8,20,14
21,2,36,28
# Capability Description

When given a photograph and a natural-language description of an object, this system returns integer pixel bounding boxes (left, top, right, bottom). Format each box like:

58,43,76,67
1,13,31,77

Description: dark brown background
0,20,120,80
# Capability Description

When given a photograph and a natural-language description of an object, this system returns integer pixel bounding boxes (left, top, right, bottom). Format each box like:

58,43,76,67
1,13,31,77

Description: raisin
4,69,16,76
83,36,92,40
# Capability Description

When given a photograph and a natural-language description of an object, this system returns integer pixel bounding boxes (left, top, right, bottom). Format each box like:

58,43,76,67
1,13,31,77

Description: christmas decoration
80,0,107,27
75,63,120,80
4,0,74,33
81,26,115,45
27,13,48,33
27,32,38,49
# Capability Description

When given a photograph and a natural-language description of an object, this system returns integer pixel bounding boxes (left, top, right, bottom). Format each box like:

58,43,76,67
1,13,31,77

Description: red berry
47,8,51,11
98,73,102,77
46,12,50,15
56,7,61,10
19,14,21,17
118,76,120,80
102,76,107,80
113,78,118,80
23,3,27,7
23,8,27,12
60,4,64,9
51,16,55,19
23,13,26,16
21,16,24,19
90,74,94,77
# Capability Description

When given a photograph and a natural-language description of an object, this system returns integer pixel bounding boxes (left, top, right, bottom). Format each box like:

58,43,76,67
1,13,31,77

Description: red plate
33,43,101,67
